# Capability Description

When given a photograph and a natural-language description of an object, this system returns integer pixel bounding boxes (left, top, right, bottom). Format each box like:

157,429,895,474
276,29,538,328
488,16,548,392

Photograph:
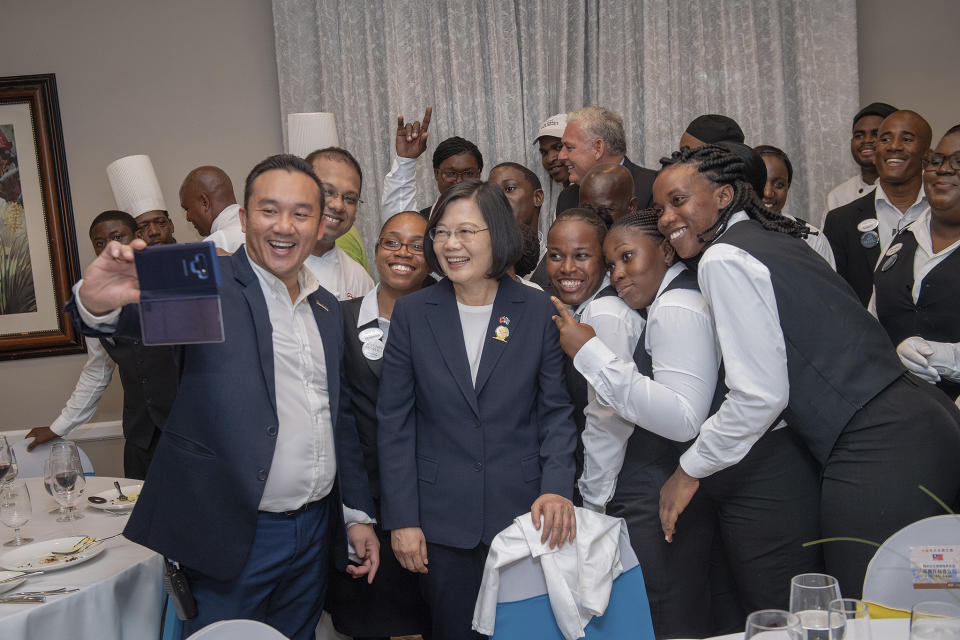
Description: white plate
0,570,26,594
0,536,105,572
88,484,142,511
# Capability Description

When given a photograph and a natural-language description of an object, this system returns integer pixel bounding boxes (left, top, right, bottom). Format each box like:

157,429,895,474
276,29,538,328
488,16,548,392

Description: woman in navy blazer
377,180,578,639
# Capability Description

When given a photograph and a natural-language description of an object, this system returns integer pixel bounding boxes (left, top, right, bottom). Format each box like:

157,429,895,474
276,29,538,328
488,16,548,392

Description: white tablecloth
0,476,164,640
708,618,910,640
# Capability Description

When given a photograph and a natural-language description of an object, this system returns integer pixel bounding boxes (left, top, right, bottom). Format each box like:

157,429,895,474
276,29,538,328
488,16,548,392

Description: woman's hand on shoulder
549,296,596,359
391,526,429,574
531,493,576,549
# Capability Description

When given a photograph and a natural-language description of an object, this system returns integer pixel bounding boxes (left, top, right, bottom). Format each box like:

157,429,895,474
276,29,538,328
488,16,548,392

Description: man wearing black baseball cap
826,102,898,210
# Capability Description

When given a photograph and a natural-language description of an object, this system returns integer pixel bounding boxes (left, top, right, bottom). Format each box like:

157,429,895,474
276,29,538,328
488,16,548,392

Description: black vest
874,227,960,399
715,219,904,464
99,337,179,449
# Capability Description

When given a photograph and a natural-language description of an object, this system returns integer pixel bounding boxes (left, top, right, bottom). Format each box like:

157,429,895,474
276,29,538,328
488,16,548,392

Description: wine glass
0,480,33,546
0,436,17,484
43,457,69,520
745,609,803,640
789,573,845,640
49,450,85,522
830,598,872,640
49,440,84,475
910,601,960,640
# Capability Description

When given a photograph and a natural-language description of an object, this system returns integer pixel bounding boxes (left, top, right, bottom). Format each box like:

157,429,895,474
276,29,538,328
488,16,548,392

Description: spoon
113,481,129,502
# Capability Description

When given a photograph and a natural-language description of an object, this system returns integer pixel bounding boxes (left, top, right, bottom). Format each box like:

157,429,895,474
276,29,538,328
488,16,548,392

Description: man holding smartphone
69,154,379,639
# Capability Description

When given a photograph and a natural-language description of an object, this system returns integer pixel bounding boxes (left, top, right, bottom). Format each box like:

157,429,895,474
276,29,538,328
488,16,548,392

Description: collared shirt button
266,425,278,437
256,468,267,481
140,378,148,385
473,462,482,472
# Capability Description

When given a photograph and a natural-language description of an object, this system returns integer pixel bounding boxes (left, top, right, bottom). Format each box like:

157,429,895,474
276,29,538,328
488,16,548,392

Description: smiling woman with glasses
874,124,960,403
377,179,577,639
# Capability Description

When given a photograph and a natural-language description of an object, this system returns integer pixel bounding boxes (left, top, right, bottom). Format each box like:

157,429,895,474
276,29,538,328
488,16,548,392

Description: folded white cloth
473,508,629,640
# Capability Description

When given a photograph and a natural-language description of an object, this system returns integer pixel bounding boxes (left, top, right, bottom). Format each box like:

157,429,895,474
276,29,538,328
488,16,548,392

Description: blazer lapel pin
314,300,329,312
493,316,510,343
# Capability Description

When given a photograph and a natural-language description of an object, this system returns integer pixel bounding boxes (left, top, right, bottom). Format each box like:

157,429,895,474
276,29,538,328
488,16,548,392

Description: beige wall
857,0,960,142
0,0,282,432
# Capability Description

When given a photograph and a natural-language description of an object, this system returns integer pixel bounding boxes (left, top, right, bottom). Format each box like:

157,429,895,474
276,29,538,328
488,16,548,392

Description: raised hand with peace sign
395,106,432,159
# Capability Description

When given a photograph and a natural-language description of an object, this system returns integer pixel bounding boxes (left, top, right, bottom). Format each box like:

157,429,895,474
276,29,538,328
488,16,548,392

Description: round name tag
857,218,879,233
880,253,899,272
358,327,384,343
860,230,880,249
886,242,903,256
362,340,385,360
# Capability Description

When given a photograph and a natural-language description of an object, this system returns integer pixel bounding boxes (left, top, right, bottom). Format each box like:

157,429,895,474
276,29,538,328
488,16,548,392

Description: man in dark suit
70,155,379,640
555,106,656,215
823,110,932,306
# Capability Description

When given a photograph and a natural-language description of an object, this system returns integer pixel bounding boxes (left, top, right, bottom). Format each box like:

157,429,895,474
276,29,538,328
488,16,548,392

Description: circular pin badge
880,253,899,272
362,340,385,360
886,242,903,256
857,218,879,233
860,230,880,249
358,327,384,343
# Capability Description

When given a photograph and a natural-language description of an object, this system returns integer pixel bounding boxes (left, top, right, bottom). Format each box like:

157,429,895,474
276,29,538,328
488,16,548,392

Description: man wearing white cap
535,113,570,187
107,154,176,245
305,147,374,300
179,165,245,252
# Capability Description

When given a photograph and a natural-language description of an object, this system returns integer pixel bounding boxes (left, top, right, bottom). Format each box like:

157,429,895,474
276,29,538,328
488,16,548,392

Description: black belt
259,496,326,518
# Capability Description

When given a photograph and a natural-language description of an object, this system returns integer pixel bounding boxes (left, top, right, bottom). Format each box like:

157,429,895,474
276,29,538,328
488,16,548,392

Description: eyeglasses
923,151,960,173
439,168,480,181
428,227,489,243
377,237,424,254
321,185,363,207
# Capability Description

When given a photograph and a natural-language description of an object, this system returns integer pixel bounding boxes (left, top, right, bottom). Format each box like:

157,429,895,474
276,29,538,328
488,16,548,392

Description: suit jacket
822,190,882,306
377,276,576,549
555,156,657,215
70,248,374,581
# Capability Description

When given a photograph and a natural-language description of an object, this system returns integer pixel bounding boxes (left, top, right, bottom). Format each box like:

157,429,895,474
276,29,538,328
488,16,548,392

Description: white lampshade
287,112,340,158
106,154,166,216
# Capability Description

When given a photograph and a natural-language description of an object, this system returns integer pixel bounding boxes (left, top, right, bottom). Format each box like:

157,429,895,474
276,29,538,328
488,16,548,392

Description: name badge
358,327,384,343
362,340,384,361
858,218,880,249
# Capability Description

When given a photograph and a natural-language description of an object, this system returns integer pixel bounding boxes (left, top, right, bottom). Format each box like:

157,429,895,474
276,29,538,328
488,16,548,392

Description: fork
6,587,78,596
0,594,45,604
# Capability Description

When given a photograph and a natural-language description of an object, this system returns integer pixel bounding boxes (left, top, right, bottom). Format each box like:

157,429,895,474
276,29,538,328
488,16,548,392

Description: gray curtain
273,0,859,257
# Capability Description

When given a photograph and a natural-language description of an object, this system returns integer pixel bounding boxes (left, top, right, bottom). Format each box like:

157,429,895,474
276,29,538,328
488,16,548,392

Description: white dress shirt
50,339,115,436
576,281,645,510
783,214,836,269
203,203,245,253
875,183,927,256
305,246,375,301
575,263,722,481
380,156,437,222
678,212,791,479
827,174,875,211
357,283,391,339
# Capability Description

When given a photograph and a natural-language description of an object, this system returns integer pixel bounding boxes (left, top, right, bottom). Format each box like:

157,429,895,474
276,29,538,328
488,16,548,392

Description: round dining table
708,617,909,640
0,476,164,640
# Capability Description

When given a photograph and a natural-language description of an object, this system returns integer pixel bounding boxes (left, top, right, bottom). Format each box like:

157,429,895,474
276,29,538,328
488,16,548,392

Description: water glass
830,598,872,640
910,601,960,640
0,435,17,484
0,480,33,546
745,609,804,640
790,574,844,640
49,450,85,522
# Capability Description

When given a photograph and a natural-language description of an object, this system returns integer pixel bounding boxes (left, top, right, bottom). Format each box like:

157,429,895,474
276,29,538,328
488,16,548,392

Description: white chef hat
106,154,166,216
287,112,340,158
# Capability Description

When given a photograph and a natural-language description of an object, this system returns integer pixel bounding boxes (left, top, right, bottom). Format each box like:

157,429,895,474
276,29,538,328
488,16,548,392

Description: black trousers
821,374,960,597
419,541,489,640
606,443,715,639
123,427,160,480
700,427,824,613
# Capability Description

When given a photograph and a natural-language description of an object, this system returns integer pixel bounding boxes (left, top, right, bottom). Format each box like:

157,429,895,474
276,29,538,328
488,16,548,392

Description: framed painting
0,74,83,360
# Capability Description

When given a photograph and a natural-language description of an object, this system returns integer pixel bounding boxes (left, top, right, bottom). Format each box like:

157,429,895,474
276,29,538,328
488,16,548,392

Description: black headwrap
685,114,745,145
716,141,766,198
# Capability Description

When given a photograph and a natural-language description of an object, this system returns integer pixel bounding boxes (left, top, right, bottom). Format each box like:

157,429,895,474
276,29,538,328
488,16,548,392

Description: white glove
926,340,960,382
896,337,940,383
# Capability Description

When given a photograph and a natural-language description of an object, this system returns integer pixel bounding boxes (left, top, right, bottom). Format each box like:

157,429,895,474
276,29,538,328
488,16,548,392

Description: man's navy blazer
823,190,883,307
376,276,577,549
70,248,374,581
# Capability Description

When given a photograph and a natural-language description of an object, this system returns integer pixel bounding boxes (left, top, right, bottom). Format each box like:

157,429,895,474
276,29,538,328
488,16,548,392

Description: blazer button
473,462,483,472
266,425,278,437
256,469,267,481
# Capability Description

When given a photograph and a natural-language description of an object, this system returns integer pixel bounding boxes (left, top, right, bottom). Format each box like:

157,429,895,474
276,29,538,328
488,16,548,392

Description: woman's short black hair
433,136,484,171
754,144,794,186
550,207,608,246
424,179,521,280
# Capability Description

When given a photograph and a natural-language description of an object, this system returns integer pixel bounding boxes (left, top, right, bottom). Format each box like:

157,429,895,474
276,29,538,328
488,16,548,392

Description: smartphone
133,242,224,345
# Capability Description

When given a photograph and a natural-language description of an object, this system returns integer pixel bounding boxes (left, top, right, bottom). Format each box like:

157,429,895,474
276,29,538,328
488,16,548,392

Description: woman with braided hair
655,144,960,599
